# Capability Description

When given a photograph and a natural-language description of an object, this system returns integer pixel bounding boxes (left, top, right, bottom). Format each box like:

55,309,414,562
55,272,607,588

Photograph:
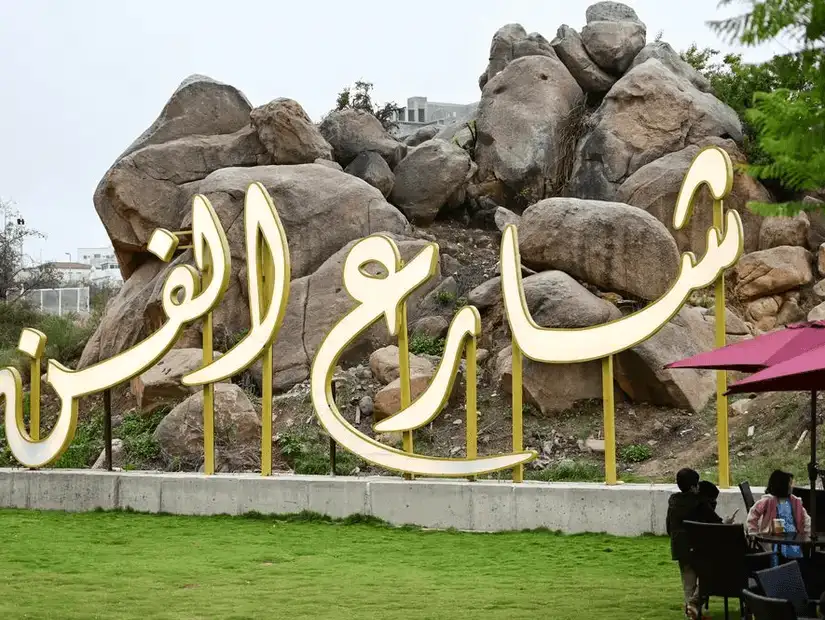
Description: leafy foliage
704,0,825,215
333,80,402,131
680,43,810,169
619,444,653,463
409,334,446,356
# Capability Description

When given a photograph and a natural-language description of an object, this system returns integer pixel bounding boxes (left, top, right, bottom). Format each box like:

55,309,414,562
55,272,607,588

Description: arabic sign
0,146,743,481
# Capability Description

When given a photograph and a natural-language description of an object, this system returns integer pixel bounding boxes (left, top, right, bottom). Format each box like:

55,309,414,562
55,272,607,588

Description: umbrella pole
811,390,818,539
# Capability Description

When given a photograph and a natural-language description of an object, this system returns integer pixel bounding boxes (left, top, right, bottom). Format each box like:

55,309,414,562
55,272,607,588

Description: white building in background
77,246,122,286
392,96,478,138
77,247,116,269
48,261,92,285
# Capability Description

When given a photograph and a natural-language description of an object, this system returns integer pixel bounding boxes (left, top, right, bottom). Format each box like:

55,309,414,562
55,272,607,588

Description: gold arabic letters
1,145,745,479
501,145,744,364
310,234,536,476
2,194,231,468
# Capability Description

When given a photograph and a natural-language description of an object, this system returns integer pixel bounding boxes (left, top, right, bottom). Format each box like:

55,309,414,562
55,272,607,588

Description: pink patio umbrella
726,344,825,535
667,321,825,535
666,320,825,373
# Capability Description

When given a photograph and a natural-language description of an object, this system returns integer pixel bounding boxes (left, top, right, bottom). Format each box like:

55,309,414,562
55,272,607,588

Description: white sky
0,0,791,263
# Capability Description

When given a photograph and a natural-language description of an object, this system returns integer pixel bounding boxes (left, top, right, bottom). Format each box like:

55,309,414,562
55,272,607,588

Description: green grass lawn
0,510,743,620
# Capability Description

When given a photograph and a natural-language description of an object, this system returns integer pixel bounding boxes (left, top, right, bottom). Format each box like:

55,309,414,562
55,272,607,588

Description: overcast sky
0,0,790,263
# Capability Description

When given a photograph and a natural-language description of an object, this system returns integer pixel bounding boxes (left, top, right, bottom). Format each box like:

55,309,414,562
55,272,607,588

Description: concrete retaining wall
0,469,759,536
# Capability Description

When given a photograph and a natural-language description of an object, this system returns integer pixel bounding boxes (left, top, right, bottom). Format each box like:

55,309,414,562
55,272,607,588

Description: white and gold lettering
310,235,536,476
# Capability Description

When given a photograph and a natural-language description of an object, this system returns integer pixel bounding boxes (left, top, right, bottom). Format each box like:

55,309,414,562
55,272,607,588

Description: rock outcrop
518,197,680,301
475,55,583,201
568,59,742,201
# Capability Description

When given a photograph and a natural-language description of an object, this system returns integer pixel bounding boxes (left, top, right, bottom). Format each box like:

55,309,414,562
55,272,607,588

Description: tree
706,0,825,216
680,43,809,171
333,80,402,131
0,199,60,302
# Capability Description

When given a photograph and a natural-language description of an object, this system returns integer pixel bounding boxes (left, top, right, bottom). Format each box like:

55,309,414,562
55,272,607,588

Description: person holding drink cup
747,470,811,566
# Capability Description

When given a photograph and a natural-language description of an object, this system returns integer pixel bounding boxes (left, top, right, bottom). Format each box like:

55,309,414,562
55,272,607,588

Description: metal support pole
330,382,337,476
466,335,477,482
202,264,215,475
602,355,617,485
397,302,413,480
30,355,40,441
103,388,113,471
511,340,524,483
714,199,730,489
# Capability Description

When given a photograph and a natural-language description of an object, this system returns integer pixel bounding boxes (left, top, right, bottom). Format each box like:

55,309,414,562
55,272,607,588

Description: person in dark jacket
667,469,723,619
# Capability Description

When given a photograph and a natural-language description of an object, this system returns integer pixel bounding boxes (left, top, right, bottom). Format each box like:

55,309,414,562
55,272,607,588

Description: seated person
747,469,811,565
698,480,738,524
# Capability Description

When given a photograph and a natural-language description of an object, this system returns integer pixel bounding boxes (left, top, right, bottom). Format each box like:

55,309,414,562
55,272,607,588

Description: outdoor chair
740,481,756,512
792,487,825,533
756,562,821,618
742,589,804,620
685,521,775,620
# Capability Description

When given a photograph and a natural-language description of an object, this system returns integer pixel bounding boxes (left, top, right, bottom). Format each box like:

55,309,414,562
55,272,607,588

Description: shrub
620,444,653,463
409,334,446,356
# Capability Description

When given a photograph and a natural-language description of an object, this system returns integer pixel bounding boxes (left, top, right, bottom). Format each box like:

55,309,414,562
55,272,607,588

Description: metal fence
20,287,90,317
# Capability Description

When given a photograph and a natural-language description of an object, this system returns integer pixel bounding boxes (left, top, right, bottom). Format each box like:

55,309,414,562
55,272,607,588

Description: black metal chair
742,589,801,620
740,481,756,512
792,487,825,533
685,521,775,619
756,562,820,618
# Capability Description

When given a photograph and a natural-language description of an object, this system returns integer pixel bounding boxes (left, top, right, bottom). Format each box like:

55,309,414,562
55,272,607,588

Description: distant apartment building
77,246,122,286
392,96,478,138
47,262,92,285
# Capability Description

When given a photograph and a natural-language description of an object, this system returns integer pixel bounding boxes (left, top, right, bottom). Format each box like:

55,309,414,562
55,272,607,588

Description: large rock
581,20,646,75
569,59,743,201
369,345,434,384
319,109,406,168
435,120,476,151
130,348,226,414
628,41,712,93
390,140,475,224
249,98,333,164
119,74,252,160
269,236,444,391
744,291,805,332
94,127,270,278
758,213,810,250
551,25,617,93
518,197,680,301
81,165,410,367
479,270,622,326
734,246,813,300
478,24,556,90
195,164,408,280
585,1,643,24
494,346,604,415
616,138,769,255
475,55,583,201
374,373,434,419
489,271,620,415
345,151,395,197
616,306,716,413
404,125,441,147
153,383,261,471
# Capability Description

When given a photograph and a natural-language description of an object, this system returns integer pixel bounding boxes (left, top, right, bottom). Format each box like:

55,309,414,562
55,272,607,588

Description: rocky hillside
77,1,825,478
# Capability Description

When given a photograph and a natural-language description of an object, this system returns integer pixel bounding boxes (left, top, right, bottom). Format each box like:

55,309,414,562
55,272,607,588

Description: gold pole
202,264,215,476
714,200,730,489
397,301,414,480
602,355,617,485
466,335,477,481
512,340,524,483
30,356,40,441
260,239,274,477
